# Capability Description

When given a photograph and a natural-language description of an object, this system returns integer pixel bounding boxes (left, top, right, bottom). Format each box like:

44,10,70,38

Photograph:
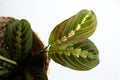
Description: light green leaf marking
0,55,17,66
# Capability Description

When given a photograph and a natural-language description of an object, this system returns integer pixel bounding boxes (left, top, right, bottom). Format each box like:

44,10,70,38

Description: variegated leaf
48,9,99,70
49,9,97,48
49,39,99,71
5,19,33,62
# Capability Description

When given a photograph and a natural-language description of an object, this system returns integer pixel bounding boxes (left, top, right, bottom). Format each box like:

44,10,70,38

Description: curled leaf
5,19,33,62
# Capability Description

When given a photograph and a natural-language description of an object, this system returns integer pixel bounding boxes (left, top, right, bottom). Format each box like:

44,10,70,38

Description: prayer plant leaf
5,19,33,62
49,39,99,71
49,9,97,48
48,9,99,71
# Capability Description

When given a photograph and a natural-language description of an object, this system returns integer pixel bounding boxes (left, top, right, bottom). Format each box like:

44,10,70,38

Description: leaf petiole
0,55,17,66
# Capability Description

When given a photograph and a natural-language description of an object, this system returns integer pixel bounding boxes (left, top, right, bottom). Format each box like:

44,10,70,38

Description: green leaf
0,47,11,59
49,39,99,71
0,48,17,78
5,19,33,62
0,66,13,78
0,48,17,65
49,46,81,57
48,9,99,71
49,9,97,48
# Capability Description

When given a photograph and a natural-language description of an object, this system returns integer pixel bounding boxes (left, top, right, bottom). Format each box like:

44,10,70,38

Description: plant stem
35,45,50,54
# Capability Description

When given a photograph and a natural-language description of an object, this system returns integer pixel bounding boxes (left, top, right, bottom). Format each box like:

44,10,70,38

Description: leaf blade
49,39,99,71
5,19,33,62
49,9,97,48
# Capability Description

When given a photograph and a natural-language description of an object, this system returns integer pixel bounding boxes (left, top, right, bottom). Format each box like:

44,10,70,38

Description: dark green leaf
0,48,17,79
0,47,11,59
0,66,13,78
5,19,33,62
0,48,17,65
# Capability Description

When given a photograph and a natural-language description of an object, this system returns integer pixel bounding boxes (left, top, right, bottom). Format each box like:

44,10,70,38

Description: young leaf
5,19,33,62
49,9,97,48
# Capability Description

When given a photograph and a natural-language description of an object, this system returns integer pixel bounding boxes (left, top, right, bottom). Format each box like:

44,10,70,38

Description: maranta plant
48,9,99,71
0,9,99,80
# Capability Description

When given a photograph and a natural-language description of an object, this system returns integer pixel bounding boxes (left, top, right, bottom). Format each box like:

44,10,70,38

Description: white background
0,0,120,80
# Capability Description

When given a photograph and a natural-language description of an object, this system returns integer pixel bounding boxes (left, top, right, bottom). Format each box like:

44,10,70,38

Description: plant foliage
0,9,99,80
48,9,99,70
0,19,48,80
5,19,32,63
